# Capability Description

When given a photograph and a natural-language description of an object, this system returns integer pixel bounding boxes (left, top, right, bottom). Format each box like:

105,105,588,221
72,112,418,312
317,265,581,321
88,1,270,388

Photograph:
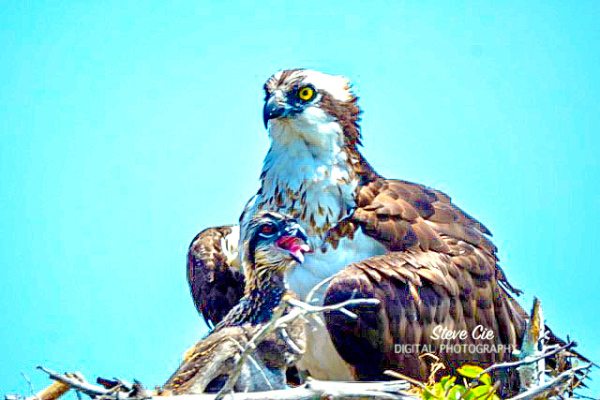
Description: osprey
187,69,559,384
166,211,309,394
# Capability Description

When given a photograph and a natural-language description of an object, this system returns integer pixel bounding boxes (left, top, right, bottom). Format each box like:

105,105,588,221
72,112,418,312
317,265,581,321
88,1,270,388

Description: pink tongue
277,236,311,255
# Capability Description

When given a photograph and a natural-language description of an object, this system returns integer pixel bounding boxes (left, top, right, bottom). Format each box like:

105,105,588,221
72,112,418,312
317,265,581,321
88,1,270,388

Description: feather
324,237,527,385
186,69,581,396
187,225,244,327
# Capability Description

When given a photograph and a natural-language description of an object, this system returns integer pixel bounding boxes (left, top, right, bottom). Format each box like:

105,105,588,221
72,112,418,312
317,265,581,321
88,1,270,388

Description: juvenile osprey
166,211,309,394
187,69,539,383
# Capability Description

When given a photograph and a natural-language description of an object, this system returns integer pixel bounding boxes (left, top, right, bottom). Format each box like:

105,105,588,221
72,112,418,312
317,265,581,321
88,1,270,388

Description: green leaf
421,387,435,400
433,382,444,396
422,383,443,400
463,390,476,400
447,385,466,400
441,375,456,391
457,365,485,379
465,384,493,400
479,373,491,386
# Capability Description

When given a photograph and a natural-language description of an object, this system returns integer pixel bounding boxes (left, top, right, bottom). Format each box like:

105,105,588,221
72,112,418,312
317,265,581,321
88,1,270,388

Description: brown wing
324,178,528,386
351,178,521,295
324,178,587,391
163,316,306,394
323,241,528,384
163,325,257,394
187,225,244,328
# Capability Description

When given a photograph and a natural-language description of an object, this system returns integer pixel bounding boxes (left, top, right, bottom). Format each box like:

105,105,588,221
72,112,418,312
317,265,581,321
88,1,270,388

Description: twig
455,340,585,400
33,351,592,400
21,372,37,399
215,297,380,400
383,370,426,389
32,369,418,400
302,276,347,329
30,382,71,400
476,341,576,380
163,379,415,399
36,367,110,397
287,297,380,317
227,336,274,392
277,327,303,355
506,363,594,400
304,275,336,304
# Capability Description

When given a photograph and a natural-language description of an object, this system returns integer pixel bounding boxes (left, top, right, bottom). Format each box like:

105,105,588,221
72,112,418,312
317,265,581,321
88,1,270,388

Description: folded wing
187,225,244,328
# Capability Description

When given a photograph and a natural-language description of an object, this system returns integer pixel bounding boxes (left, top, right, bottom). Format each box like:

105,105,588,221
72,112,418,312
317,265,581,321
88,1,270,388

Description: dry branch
32,368,417,400
35,381,71,400
214,297,380,399
6,286,594,400
507,363,595,400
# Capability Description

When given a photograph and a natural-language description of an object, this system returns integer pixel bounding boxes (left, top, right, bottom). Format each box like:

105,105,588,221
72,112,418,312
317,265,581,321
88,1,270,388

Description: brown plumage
187,69,581,391
187,225,243,328
166,211,309,394
309,176,529,394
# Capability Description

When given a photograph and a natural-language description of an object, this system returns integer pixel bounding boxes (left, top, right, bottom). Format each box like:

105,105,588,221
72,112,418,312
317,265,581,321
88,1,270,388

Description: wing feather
187,225,244,328
352,179,500,256
323,238,527,384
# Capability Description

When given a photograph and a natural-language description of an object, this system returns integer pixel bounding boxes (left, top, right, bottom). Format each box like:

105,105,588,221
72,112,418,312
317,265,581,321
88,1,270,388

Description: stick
32,382,71,400
304,275,336,304
506,363,594,400
215,297,380,400
36,367,111,397
476,342,576,379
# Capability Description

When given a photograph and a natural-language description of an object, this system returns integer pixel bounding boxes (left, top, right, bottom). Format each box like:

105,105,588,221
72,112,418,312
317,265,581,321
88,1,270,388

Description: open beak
275,235,311,264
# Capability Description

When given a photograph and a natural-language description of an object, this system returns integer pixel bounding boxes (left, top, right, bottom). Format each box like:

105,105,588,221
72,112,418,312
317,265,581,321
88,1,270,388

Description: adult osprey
188,69,530,383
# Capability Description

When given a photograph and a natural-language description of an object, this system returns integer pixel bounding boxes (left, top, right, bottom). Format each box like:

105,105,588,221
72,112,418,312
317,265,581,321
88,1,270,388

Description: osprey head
246,210,311,271
262,69,362,149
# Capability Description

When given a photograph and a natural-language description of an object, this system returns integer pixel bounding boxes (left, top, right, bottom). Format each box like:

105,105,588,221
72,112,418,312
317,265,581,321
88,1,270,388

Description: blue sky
1,1,598,397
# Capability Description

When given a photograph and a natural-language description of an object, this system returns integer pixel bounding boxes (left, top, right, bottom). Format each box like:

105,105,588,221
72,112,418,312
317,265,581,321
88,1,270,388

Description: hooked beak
263,95,291,129
276,233,311,264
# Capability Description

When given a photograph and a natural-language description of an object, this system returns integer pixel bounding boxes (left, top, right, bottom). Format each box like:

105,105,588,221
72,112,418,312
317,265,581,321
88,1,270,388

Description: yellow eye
297,86,315,102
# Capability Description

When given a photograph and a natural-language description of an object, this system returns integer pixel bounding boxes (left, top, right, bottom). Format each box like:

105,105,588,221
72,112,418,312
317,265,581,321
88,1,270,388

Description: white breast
237,114,387,380
286,229,387,302
240,118,389,298
288,231,388,381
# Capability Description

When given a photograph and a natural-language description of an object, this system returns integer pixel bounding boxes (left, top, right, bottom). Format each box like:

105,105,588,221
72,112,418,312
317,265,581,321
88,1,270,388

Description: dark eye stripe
259,223,276,236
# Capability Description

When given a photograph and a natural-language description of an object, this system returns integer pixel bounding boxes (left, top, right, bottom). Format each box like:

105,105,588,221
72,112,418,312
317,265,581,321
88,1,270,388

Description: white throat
258,117,357,244
239,117,387,301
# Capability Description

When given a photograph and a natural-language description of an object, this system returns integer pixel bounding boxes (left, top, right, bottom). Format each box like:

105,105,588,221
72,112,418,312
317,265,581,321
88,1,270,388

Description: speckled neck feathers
243,69,378,250
216,262,286,329
258,132,358,244
238,69,385,303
